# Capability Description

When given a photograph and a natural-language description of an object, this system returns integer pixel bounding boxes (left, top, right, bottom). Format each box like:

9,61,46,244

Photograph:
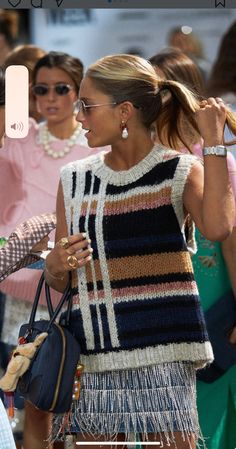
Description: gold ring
58,237,70,249
67,255,79,269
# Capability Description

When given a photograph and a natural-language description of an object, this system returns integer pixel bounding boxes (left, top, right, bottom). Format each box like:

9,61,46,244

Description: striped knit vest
61,144,213,373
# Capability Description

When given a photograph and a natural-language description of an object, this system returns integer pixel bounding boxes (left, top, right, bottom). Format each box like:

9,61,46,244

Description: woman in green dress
193,229,236,449
150,47,236,449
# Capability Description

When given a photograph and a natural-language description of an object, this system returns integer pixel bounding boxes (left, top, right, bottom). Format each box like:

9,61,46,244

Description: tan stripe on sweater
86,252,193,283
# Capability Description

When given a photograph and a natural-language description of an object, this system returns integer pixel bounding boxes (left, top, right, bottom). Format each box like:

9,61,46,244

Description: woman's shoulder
155,144,198,165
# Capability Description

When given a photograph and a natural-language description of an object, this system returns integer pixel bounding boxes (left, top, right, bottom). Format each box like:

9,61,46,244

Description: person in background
0,213,56,283
0,65,17,449
4,44,46,122
0,398,17,449
0,50,106,449
167,26,210,82
36,53,236,449
207,20,236,103
0,44,48,351
0,66,4,144
207,20,236,154
0,50,103,326
0,10,19,66
150,47,236,449
0,44,48,446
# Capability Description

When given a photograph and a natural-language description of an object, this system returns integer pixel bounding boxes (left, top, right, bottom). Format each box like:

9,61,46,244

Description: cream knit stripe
80,341,214,373
81,180,173,204
72,283,199,307
60,163,74,228
105,181,173,202
171,154,199,254
171,155,195,229
85,172,105,350
95,179,120,349
61,163,95,350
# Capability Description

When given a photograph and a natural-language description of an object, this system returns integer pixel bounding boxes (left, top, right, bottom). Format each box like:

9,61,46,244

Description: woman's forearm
201,153,235,241
44,263,69,293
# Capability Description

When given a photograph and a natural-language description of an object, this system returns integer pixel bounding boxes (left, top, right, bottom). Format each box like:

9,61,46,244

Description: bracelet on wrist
45,266,65,281
203,145,227,157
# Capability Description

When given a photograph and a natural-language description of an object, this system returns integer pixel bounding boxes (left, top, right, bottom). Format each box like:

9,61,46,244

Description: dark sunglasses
32,83,74,96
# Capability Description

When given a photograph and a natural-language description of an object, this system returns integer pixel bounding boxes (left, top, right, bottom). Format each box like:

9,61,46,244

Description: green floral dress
193,229,236,449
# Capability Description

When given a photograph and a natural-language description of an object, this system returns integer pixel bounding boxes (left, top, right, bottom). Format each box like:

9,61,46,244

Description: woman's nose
47,87,57,100
76,110,85,123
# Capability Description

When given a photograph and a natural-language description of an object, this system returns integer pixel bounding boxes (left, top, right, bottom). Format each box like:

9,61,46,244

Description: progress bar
75,443,160,446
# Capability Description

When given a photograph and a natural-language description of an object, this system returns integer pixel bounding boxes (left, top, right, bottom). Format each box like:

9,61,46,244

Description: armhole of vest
171,155,197,254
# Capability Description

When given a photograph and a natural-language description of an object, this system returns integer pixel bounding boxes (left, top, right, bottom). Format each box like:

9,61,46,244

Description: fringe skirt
53,361,202,447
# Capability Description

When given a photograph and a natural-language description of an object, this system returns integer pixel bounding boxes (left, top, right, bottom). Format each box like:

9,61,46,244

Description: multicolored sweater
61,144,213,373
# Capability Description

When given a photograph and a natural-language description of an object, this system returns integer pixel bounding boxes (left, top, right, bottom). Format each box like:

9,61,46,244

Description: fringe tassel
51,362,206,448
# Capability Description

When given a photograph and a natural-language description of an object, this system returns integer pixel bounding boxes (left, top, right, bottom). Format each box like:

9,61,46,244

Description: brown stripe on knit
80,200,98,216
103,187,172,215
86,252,193,283
80,188,171,217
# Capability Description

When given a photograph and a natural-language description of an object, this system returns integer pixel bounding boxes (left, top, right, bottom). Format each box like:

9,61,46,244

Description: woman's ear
119,101,135,122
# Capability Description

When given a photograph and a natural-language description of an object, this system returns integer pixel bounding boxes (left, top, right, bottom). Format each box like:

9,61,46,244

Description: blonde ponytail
156,79,201,151
157,79,236,150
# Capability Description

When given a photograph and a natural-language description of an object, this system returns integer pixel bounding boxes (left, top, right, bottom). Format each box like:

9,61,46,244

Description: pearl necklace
42,123,82,159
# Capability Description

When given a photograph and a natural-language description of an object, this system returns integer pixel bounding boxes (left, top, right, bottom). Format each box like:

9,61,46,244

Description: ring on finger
67,254,79,269
58,237,70,249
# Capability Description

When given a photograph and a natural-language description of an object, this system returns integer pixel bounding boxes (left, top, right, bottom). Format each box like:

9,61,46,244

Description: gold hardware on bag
72,363,84,401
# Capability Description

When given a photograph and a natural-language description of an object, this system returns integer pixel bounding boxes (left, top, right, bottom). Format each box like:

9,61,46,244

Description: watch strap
203,145,227,157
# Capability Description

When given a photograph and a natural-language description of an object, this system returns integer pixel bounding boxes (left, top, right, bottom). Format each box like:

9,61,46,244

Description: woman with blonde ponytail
30,54,235,449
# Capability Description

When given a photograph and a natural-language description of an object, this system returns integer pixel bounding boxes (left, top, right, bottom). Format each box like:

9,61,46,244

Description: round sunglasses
75,99,117,115
74,99,141,115
32,83,74,96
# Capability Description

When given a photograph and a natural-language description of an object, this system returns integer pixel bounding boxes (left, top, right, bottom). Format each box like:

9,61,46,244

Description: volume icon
11,122,24,131
6,65,29,138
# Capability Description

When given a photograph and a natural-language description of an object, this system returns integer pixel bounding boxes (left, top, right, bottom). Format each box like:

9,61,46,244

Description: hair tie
159,86,170,98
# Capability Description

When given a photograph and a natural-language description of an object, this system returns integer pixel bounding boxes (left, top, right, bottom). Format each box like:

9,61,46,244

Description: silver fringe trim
52,362,206,448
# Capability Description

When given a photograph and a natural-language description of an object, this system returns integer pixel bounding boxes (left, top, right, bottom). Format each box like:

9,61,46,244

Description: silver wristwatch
202,145,227,157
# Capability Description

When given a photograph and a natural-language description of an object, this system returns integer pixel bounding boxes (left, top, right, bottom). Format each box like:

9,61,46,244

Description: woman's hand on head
195,97,227,147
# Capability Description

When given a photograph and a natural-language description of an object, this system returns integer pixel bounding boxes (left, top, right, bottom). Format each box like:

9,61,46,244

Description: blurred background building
1,8,236,71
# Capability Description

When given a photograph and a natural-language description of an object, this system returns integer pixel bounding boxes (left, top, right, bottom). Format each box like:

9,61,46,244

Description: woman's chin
86,134,110,149
85,133,98,148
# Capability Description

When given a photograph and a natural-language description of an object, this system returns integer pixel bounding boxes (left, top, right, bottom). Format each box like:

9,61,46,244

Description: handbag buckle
18,329,32,345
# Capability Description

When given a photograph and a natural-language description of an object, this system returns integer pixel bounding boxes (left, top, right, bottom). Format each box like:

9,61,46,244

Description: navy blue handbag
17,272,81,413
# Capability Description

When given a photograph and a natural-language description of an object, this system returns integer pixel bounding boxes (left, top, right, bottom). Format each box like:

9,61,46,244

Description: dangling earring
121,120,128,139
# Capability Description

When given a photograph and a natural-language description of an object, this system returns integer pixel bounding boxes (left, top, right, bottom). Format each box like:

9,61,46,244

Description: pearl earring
121,120,128,139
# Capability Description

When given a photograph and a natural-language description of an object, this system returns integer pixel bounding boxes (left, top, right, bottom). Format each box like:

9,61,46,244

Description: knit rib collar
93,144,176,186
